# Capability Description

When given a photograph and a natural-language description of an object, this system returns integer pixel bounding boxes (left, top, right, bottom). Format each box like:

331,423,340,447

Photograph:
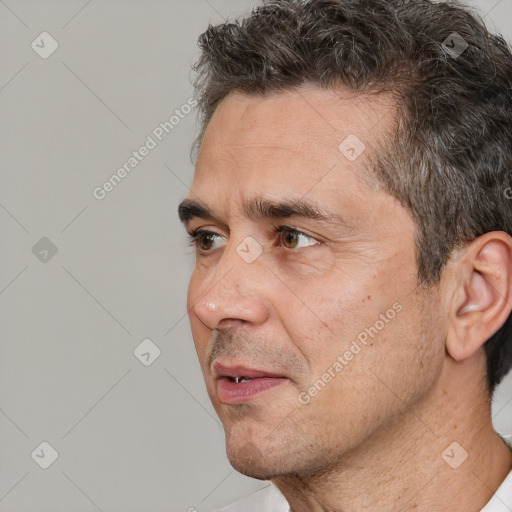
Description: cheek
278,257,422,389
264,247,337,280
283,270,384,347
272,279,379,383
290,297,442,451
350,291,445,404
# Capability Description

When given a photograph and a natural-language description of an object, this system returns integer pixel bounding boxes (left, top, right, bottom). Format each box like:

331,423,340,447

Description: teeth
233,376,252,383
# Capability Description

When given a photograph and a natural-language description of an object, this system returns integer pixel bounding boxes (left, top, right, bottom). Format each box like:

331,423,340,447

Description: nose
189,241,270,330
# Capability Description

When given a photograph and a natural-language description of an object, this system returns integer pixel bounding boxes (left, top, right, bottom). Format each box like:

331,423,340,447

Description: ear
446,231,512,362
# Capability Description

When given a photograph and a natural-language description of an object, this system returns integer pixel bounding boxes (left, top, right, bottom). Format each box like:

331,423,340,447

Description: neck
272,352,512,512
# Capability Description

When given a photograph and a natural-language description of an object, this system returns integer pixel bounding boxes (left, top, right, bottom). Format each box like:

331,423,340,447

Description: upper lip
212,361,288,380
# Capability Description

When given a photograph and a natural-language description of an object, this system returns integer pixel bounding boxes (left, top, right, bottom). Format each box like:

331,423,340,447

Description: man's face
181,86,446,479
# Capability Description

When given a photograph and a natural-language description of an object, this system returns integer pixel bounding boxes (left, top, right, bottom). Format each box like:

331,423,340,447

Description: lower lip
217,377,288,404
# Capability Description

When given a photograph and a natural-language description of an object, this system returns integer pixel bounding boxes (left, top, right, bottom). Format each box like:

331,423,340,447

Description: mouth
213,361,290,405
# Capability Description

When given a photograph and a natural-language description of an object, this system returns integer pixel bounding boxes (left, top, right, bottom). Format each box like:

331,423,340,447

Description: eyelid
277,224,319,240
187,227,223,237
187,223,228,238
187,228,226,251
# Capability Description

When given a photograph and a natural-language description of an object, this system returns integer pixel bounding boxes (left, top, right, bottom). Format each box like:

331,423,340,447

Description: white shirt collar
480,467,512,512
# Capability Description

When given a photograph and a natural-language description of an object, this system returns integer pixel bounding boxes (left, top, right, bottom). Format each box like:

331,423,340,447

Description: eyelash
187,229,209,250
187,226,317,252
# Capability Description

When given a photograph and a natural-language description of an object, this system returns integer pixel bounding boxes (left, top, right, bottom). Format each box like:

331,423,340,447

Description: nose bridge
191,237,269,329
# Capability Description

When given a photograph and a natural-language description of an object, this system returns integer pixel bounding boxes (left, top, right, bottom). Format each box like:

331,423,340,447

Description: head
179,0,512,480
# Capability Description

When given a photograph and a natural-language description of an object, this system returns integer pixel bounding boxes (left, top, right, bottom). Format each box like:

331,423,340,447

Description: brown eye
279,227,318,250
189,230,224,252
197,232,215,251
282,230,299,249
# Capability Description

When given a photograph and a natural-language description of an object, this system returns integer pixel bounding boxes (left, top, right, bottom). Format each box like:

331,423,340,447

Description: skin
179,85,512,512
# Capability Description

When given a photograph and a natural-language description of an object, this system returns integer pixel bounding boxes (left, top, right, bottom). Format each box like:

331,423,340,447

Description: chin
226,440,282,480
226,433,349,483
226,439,312,481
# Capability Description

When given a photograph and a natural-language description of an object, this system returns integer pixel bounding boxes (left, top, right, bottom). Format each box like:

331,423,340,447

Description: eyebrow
177,195,351,230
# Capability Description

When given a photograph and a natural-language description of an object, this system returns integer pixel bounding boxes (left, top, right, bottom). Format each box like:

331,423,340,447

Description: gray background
0,1,511,511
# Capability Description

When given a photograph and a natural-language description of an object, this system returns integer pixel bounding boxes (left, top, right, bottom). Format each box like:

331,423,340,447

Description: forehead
191,86,397,213
200,86,395,157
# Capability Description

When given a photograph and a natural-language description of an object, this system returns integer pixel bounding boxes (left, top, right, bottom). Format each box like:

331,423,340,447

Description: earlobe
446,233,512,362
